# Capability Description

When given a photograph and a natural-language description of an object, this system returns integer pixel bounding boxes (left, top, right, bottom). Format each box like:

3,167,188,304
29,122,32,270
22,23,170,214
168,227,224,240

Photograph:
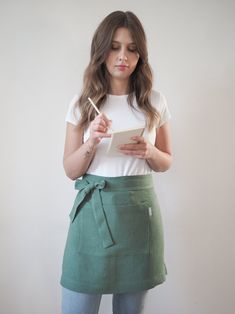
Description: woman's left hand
117,136,154,159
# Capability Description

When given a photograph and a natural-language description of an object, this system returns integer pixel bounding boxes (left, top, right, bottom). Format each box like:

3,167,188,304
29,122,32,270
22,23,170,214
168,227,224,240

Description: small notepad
106,126,145,156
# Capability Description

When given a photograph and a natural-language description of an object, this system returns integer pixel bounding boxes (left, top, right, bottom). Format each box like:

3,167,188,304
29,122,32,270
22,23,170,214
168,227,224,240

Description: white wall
0,0,234,313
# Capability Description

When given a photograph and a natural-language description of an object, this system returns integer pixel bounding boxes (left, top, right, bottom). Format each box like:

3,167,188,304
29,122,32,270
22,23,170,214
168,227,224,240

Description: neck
109,79,129,95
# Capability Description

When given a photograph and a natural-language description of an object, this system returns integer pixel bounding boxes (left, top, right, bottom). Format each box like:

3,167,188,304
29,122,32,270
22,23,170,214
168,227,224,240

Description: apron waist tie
69,178,114,249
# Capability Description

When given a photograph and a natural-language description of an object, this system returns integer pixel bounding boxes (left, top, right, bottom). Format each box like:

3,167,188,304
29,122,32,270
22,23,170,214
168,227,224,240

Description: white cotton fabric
65,90,171,177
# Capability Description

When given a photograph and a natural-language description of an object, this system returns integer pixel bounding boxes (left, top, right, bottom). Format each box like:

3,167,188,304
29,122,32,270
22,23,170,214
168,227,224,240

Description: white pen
88,97,102,115
88,97,114,131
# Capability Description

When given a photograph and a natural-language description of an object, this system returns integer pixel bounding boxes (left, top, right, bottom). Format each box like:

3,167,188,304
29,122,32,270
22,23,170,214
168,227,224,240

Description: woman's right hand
88,113,112,146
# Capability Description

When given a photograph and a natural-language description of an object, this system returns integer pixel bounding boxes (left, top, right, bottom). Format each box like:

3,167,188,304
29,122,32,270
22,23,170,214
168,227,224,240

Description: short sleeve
157,91,172,127
65,94,80,125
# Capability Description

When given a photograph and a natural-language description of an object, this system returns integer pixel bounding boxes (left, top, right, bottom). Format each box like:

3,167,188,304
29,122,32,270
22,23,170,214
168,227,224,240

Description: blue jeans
61,287,148,314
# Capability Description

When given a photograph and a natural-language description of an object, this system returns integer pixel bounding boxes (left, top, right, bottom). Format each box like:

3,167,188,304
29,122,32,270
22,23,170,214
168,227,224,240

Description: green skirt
60,173,167,294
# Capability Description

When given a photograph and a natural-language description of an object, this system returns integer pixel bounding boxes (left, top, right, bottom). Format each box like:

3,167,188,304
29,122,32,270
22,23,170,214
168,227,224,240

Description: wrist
87,137,99,148
146,143,156,161
84,138,97,158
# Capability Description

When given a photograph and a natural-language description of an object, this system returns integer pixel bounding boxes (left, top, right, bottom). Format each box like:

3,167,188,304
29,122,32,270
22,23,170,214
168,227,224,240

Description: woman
60,10,172,314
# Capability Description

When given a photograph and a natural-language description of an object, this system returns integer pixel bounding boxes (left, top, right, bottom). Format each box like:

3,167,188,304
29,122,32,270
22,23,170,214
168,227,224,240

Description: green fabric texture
60,173,167,294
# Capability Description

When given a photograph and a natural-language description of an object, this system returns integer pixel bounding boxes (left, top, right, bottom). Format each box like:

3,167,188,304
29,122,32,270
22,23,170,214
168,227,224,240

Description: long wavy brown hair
74,11,160,131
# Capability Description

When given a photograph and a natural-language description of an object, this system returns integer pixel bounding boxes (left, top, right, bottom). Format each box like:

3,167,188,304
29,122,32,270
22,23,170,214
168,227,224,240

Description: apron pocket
77,203,150,256
107,204,150,255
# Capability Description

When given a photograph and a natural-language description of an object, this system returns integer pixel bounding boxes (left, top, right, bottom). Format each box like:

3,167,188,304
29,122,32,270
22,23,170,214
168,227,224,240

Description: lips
115,65,129,71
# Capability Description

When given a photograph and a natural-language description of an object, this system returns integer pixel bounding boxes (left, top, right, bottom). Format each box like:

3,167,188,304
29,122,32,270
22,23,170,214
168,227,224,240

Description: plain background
0,0,235,313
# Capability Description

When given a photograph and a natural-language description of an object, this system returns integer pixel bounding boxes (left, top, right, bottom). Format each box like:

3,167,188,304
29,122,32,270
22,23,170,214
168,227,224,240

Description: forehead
112,27,135,44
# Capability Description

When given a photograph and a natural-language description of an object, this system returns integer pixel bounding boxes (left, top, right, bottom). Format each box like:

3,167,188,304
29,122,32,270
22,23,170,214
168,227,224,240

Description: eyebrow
112,40,136,45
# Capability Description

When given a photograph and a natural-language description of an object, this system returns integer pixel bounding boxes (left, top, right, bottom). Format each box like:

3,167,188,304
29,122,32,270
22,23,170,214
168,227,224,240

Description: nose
118,55,127,62
117,49,128,62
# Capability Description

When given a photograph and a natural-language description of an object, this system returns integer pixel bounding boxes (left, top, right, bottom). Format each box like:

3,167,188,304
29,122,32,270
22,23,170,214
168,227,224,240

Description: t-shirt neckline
107,93,129,98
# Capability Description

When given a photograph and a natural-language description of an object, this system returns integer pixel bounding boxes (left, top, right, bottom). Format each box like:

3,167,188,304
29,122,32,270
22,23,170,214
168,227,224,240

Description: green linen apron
60,173,167,294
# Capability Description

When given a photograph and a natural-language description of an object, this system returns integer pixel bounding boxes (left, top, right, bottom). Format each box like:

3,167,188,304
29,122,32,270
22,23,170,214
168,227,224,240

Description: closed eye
128,48,137,52
111,46,137,53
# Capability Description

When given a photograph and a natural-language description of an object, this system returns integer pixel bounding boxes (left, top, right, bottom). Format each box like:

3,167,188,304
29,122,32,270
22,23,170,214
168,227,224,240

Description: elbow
160,155,173,172
152,154,172,173
65,172,78,181
64,168,77,181
159,164,171,172
63,160,81,181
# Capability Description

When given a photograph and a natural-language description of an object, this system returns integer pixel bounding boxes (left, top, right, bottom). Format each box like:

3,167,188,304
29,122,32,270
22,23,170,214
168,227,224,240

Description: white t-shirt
65,90,171,177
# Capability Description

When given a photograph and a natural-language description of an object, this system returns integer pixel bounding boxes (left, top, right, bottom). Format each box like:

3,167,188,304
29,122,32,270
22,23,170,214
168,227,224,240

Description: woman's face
105,27,140,85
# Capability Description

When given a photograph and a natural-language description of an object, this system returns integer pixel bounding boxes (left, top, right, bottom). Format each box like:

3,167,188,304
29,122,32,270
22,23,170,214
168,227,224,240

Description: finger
118,143,146,150
94,132,111,139
100,113,112,126
94,116,107,128
95,113,112,128
131,136,145,143
95,115,112,129
93,124,108,132
91,119,108,133
118,150,147,158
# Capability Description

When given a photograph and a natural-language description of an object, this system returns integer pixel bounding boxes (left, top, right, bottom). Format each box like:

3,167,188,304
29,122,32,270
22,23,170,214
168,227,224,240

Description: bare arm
146,122,172,172
63,114,112,180
117,121,172,172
